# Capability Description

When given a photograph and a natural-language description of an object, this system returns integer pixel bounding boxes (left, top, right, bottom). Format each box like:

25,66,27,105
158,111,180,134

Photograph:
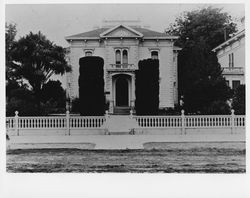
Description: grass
6,142,245,173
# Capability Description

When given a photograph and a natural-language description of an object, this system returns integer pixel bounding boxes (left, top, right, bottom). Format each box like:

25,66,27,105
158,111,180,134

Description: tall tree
166,7,237,114
179,42,231,114
5,23,20,84
11,31,71,111
166,6,237,49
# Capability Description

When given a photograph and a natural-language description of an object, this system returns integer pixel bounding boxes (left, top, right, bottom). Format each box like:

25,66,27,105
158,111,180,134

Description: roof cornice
212,29,245,52
99,24,144,38
65,36,179,42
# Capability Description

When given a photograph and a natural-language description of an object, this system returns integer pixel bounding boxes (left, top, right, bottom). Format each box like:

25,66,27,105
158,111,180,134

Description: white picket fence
6,110,245,135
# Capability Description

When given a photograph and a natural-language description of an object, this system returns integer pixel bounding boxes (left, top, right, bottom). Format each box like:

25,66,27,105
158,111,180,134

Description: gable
100,25,143,38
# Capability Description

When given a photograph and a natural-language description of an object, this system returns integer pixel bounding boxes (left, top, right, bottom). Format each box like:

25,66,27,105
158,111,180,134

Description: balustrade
6,111,245,134
107,63,138,71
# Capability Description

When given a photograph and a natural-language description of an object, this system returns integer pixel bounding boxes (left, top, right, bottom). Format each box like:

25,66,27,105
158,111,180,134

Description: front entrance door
116,77,128,106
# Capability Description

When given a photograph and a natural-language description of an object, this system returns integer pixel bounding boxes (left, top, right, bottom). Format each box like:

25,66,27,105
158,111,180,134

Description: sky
6,4,245,47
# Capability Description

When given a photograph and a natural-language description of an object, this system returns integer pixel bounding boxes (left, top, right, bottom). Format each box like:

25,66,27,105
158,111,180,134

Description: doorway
116,77,128,106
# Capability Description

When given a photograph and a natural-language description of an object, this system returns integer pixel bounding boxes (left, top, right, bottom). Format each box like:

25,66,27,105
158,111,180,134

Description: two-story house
65,21,180,114
212,29,245,90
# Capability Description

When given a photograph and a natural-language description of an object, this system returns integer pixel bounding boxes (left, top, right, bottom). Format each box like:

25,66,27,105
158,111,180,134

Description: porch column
131,74,136,109
109,75,114,114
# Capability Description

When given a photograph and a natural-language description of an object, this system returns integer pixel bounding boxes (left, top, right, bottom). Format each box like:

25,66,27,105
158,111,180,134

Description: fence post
104,110,110,135
181,110,186,134
231,109,235,134
15,111,19,136
66,110,70,135
130,109,133,119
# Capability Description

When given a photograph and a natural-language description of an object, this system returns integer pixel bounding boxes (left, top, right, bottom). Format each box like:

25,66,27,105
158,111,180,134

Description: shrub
71,98,80,113
78,56,105,116
204,100,231,115
41,80,66,108
135,59,159,115
232,85,245,115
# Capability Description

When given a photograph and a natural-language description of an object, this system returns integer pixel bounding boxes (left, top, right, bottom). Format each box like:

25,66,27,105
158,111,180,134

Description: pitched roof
65,26,170,40
133,27,167,37
212,29,245,52
68,28,109,38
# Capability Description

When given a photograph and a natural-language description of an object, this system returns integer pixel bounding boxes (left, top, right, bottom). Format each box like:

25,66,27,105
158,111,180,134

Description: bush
158,107,181,115
135,59,159,115
232,85,245,115
78,56,105,116
204,100,231,115
6,97,40,116
41,80,66,108
71,98,80,113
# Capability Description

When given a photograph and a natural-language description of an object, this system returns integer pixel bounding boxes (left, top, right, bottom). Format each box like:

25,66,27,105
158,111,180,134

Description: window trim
148,48,160,60
151,50,159,60
114,48,129,64
83,48,94,56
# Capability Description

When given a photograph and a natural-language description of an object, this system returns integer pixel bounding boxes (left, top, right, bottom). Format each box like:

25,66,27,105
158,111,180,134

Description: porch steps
113,107,131,115
104,115,138,134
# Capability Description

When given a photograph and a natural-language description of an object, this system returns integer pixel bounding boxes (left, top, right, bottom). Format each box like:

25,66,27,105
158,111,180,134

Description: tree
166,7,236,114
5,23,36,116
11,31,71,112
178,42,231,114
5,23,21,84
232,85,245,115
166,6,237,49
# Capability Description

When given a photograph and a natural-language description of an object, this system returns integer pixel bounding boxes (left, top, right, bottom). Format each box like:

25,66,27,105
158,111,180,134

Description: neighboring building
65,21,180,114
212,28,245,90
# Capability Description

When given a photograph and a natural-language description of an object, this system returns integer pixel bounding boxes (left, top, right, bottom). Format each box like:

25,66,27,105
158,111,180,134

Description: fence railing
135,111,245,129
70,116,106,128
134,116,182,128
6,110,245,135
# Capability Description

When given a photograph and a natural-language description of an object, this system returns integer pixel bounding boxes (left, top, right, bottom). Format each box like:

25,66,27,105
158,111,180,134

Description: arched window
151,51,158,60
85,51,92,56
115,50,121,64
122,50,128,65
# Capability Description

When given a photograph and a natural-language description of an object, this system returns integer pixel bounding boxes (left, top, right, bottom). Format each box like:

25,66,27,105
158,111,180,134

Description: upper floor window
229,53,234,67
115,49,128,65
151,51,159,60
122,50,128,64
115,50,121,64
85,51,93,56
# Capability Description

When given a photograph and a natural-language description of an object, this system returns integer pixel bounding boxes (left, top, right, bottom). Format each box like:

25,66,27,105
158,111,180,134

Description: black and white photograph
1,1,249,198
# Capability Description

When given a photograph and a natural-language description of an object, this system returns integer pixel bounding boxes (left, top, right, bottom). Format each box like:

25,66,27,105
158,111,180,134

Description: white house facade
65,23,180,114
212,29,245,90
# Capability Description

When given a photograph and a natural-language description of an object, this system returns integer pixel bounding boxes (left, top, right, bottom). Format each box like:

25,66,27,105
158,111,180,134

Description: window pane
122,50,128,64
116,50,121,64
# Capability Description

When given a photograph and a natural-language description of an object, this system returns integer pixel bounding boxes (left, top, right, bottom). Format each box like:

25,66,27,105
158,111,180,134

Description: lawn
6,142,245,173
